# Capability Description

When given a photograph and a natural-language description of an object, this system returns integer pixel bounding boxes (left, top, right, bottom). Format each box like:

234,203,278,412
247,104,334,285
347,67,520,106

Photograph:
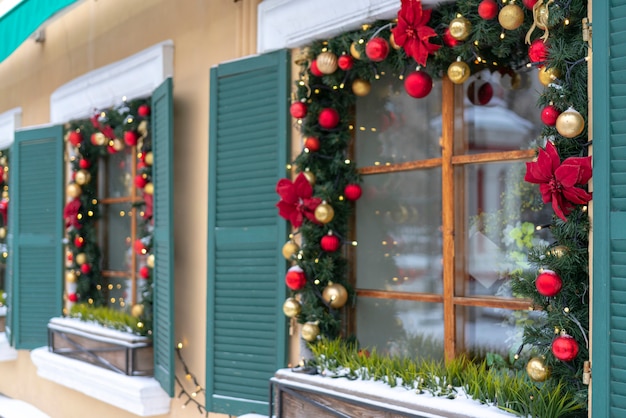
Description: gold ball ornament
144,152,154,166
538,66,561,86
449,16,472,41
67,183,82,198
549,245,569,258
314,201,335,224
322,283,348,309
144,182,154,195
131,303,144,318
556,107,585,138
316,51,339,74
282,240,300,260
301,322,320,342
526,357,550,382
65,270,78,283
147,253,155,268
0,227,5,239
447,60,471,84
352,78,371,96
74,169,92,186
112,138,125,151
282,297,302,318
498,3,525,31
350,42,362,60
303,170,316,186
92,132,107,146
75,253,87,266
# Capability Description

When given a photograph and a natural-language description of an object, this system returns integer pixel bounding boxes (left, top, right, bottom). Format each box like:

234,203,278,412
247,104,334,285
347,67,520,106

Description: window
352,73,550,361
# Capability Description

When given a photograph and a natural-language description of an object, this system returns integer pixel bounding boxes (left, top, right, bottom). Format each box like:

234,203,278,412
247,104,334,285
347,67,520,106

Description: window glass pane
105,148,133,198
101,202,132,271
462,163,552,298
355,76,443,166
356,297,444,362
355,169,442,292
105,276,130,310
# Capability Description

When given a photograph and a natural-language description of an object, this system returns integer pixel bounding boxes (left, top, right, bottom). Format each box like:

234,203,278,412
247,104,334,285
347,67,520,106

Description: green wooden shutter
591,0,626,415
151,77,175,397
206,50,289,415
6,125,64,349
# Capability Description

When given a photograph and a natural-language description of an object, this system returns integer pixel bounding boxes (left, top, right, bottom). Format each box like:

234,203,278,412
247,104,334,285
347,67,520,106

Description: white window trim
50,40,174,123
256,0,449,53
33,40,174,415
0,305,17,362
0,107,21,149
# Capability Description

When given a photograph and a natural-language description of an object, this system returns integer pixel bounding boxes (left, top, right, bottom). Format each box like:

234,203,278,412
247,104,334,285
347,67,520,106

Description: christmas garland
277,0,590,411
64,99,155,334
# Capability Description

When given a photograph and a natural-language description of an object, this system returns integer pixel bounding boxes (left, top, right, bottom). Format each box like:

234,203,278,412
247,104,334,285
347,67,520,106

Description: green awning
0,0,78,63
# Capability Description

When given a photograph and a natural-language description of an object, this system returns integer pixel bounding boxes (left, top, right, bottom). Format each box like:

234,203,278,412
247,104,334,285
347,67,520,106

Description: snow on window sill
0,332,17,362
31,347,170,417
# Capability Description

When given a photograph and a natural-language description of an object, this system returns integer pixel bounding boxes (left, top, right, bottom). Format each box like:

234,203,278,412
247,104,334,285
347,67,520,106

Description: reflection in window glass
101,202,132,271
105,148,133,198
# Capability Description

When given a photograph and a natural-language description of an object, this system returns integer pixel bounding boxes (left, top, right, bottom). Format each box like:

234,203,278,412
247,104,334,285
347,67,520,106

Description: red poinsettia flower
524,141,592,221
63,199,83,229
391,0,441,67
276,172,322,228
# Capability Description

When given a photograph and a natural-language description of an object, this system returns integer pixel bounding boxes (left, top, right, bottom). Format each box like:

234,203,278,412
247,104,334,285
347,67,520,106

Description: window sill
0,332,17,362
271,368,515,418
31,347,170,417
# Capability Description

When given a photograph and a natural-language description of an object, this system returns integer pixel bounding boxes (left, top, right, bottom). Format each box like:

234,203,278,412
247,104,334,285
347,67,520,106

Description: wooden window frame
354,76,536,361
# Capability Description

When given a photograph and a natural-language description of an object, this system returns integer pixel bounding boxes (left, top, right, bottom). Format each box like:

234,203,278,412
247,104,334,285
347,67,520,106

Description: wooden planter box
270,369,515,418
48,317,153,376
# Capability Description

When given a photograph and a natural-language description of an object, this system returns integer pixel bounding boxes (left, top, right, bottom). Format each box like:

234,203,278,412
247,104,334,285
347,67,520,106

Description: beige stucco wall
0,0,262,417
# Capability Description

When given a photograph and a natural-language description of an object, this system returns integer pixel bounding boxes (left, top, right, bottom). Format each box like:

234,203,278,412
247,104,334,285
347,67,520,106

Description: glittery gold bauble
65,270,78,283
147,254,155,268
75,169,92,186
316,51,339,74
538,66,561,86
303,170,316,186
449,16,472,41
92,132,107,146
144,183,154,195
556,107,585,138
322,283,348,309
314,201,335,224
282,240,300,260
112,138,125,151
144,152,154,166
447,61,471,84
549,245,568,258
282,297,302,318
67,183,82,198
0,227,6,239
389,33,401,50
526,357,550,382
1,191,8,199
131,304,144,318
75,253,87,266
350,42,362,60
301,322,320,342
498,4,525,30
0,156,6,166
352,78,371,96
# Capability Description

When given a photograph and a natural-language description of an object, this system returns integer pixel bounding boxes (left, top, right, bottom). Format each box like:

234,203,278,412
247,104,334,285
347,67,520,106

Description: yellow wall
0,0,261,417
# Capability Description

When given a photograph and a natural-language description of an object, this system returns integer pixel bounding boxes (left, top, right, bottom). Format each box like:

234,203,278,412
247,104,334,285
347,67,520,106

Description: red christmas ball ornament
310,60,324,77
442,28,460,47
80,263,92,274
467,81,494,105
365,37,390,62
74,236,85,248
552,334,579,362
134,239,146,255
528,39,549,65
404,71,433,99
535,270,563,297
541,105,561,126
478,0,499,20
68,131,83,147
68,293,78,302
139,266,150,279
135,174,148,189
304,136,320,152
290,101,308,119
337,54,354,71
318,108,340,129
124,130,139,146
138,104,151,117
321,233,341,252
79,158,91,169
523,0,539,9
285,265,306,290
344,184,363,201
